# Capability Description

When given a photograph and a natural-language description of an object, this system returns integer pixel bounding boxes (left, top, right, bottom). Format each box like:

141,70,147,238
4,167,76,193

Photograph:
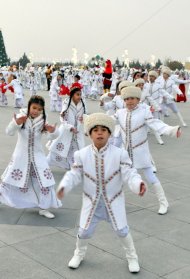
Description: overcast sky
1,0,190,63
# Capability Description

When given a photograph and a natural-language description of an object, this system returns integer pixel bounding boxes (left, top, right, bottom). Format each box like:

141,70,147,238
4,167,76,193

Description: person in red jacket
0,78,8,106
176,72,187,102
102,59,113,93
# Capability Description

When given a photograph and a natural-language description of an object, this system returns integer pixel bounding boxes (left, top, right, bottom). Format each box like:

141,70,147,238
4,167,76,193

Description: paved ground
0,90,190,279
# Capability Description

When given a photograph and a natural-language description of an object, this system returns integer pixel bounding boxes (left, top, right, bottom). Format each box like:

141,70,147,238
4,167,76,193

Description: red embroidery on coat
43,168,53,180
11,169,23,180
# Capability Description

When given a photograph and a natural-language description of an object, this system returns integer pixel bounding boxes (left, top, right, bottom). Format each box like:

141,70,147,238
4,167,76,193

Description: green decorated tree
0,29,9,66
18,53,30,68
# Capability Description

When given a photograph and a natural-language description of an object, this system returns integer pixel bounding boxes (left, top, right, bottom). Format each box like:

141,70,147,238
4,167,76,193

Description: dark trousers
47,78,52,91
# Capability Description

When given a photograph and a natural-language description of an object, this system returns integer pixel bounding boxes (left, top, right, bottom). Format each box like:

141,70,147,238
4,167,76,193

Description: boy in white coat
57,113,146,273
114,86,181,215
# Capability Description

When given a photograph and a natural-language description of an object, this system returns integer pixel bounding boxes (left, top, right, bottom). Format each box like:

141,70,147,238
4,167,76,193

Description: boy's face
74,77,79,82
136,83,144,90
163,73,169,80
124,97,140,110
149,75,156,83
90,126,111,149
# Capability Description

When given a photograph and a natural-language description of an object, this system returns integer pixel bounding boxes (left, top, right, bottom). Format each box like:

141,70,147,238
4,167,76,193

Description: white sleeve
172,84,183,95
160,89,174,100
145,108,179,137
174,78,190,84
46,126,59,140
6,118,22,136
56,151,83,195
120,150,143,194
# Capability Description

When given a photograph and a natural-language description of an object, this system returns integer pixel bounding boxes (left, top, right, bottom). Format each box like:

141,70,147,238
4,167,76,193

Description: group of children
0,67,184,274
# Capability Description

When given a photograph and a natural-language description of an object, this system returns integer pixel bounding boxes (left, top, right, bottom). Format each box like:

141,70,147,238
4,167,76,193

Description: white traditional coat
143,81,173,110
1,109,58,189
47,99,85,159
5,79,23,99
102,95,125,141
58,143,143,230
114,104,179,169
159,78,183,104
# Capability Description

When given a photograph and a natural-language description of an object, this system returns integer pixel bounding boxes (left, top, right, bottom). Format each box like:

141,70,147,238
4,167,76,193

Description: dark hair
133,71,141,81
141,72,147,79
22,95,46,131
116,80,122,95
89,125,111,135
61,88,86,117
12,74,17,79
74,74,80,80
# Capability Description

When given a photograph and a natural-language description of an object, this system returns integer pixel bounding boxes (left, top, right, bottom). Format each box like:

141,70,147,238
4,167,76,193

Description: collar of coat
92,142,109,155
126,104,139,112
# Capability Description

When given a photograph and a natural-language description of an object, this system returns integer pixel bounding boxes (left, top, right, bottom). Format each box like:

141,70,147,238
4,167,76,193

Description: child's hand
150,106,155,112
139,182,146,196
70,127,78,134
14,113,27,125
45,123,56,133
57,188,64,200
176,127,181,138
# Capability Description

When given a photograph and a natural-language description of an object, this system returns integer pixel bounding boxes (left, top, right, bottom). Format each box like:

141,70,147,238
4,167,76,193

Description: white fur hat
121,86,141,99
148,70,158,78
118,80,133,92
134,78,145,86
84,113,115,135
162,67,171,76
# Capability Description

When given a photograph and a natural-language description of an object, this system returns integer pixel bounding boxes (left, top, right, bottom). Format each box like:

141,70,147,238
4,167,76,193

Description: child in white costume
114,86,181,215
49,73,63,112
5,74,24,108
100,80,132,147
29,72,38,96
0,96,62,219
0,78,8,106
57,113,146,273
160,68,187,127
47,85,86,170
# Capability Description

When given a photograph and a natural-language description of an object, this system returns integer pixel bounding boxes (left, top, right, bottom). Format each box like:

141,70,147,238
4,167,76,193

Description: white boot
68,236,88,269
39,210,55,219
153,131,164,145
153,182,169,215
176,112,187,127
120,233,140,273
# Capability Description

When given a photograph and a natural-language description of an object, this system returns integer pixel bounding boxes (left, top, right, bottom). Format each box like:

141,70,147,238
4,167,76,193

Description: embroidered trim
145,117,153,121
104,169,120,184
110,190,122,203
126,111,133,165
92,143,109,155
11,169,23,181
101,156,118,230
55,155,63,162
72,164,83,169
84,154,100,229
41,187,50,195
133,138,148,149
19,187,29,193
56,143,64,151
131,123,145,133
84,172,97,183
83,191,93,203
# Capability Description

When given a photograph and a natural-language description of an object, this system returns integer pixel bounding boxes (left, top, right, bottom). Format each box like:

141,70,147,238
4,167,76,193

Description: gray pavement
0,90,190,279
